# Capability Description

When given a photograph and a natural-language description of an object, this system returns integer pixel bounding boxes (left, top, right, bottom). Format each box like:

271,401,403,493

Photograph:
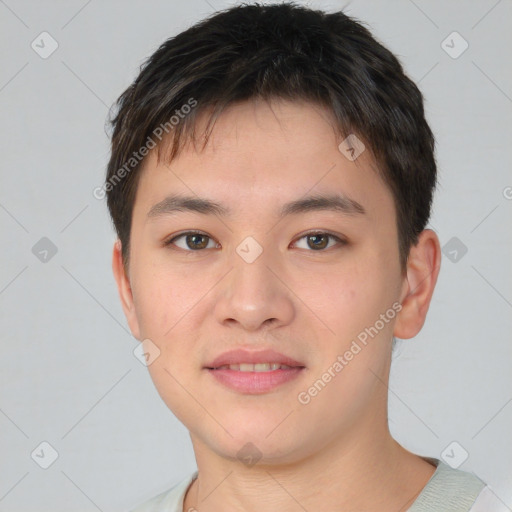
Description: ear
112,239,141,340
394,229,441,339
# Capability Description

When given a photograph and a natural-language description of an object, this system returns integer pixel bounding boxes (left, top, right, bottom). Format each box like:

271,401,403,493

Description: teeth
215,363,294,372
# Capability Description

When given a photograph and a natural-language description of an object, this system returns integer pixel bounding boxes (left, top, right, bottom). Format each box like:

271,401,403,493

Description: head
108,3,441,464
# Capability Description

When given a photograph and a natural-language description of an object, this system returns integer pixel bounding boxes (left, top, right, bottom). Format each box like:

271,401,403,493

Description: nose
213,245,295,332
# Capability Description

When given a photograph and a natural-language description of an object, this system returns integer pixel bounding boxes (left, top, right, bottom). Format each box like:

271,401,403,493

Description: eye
164,230,346,252
293,231,346,251
164,231,219,251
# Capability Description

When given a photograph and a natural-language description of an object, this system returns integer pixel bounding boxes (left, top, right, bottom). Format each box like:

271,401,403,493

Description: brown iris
186,233,210,250
307,234,329,250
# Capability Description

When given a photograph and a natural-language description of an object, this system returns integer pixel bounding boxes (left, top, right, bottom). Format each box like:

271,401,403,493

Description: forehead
133,99,394,223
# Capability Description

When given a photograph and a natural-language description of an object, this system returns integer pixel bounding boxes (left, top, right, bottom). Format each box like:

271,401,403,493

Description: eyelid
164,229,210,242
291,230,347,250
163,230,218,248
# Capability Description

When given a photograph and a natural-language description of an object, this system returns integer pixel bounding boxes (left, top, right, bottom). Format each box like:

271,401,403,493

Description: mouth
204,349,306,394
207,362,301,371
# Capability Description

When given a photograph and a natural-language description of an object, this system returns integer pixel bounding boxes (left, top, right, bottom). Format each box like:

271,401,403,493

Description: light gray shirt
129,457,508,512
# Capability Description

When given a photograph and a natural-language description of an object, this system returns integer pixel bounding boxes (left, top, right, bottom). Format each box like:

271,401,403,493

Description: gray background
0,0,511,510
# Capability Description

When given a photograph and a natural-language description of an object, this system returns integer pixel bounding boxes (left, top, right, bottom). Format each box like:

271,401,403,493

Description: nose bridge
213,235,294,330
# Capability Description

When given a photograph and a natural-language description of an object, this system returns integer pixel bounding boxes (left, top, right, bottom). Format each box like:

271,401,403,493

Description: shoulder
129,471,198,512
409,457,489,511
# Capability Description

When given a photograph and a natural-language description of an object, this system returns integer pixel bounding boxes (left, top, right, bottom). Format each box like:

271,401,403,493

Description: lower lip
206,367,304,394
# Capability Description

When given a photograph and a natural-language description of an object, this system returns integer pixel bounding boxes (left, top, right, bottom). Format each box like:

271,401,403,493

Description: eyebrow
146,193,366,220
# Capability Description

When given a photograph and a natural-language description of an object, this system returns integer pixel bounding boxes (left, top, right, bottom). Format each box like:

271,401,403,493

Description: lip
207,367,304,394
205,349,305,369
204,349,306,395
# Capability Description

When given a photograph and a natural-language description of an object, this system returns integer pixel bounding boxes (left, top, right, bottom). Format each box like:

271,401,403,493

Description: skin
113,99,441,511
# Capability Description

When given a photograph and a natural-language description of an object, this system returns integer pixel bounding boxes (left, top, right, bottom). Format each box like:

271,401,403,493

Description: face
115,99,415,465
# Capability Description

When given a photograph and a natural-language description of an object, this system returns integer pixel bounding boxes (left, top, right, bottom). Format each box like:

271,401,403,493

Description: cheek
131,263,197,339
131,264,206,381
311,260,399,359
310,265,374,333
146,359,201,430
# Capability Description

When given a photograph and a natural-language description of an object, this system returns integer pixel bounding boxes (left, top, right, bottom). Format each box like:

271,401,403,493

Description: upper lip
205,349,305,369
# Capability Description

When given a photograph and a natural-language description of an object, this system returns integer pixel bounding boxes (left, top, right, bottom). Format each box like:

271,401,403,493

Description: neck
183,408,435,512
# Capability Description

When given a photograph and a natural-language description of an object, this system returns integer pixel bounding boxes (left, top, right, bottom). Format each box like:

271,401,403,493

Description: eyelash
163,230,347,252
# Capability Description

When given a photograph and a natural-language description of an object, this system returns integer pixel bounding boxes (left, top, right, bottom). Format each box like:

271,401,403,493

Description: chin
193,421,314,467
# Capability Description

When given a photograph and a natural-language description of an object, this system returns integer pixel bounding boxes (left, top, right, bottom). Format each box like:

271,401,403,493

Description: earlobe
394,229,441,339
112,239,141,340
